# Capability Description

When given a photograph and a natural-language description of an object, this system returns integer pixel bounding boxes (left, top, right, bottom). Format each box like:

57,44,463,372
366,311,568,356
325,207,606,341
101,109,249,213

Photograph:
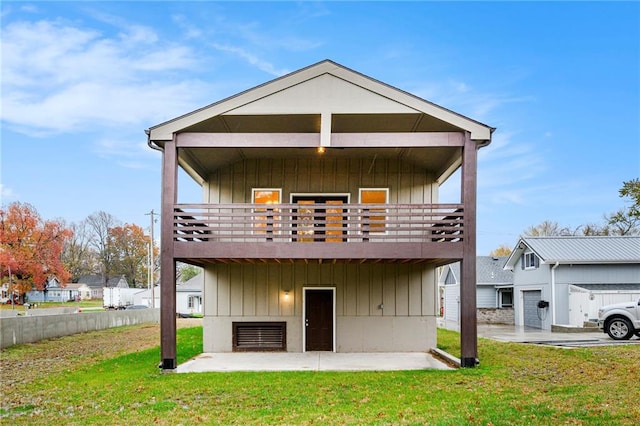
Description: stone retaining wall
477,307,514,325
0,309,159,349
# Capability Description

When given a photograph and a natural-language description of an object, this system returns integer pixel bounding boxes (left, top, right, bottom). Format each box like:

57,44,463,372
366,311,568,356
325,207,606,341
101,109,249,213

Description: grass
0,300,104,311
2,325,639,425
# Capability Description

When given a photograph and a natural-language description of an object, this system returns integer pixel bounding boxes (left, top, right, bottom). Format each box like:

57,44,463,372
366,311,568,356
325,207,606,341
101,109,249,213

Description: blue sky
1,1,638,255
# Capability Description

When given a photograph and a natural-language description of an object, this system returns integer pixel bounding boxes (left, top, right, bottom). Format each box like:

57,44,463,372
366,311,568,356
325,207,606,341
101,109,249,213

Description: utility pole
145,209,158,308
8,265,14,310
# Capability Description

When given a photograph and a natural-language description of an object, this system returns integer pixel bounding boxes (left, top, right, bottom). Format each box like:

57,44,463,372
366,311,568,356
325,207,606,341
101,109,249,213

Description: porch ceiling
179,145,461,178
171,112,466,181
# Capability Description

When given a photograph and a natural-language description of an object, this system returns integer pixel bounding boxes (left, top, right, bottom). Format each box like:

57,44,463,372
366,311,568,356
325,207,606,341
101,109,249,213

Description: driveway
477,323,640,347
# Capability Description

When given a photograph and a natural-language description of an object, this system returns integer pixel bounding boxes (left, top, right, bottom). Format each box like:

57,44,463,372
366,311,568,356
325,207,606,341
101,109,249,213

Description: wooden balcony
172,203,465,265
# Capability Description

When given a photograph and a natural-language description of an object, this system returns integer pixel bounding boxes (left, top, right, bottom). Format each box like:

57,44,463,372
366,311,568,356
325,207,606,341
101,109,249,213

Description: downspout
551,262,559,325
146,129,164,153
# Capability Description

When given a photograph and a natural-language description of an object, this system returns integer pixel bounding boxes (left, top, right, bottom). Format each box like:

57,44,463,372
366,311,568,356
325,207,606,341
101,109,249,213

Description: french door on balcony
291,194,349,242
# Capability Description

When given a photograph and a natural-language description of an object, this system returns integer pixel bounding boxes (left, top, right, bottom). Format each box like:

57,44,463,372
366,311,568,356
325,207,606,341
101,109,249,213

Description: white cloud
413,79,534,122
211,43,289,76
1,18,209,135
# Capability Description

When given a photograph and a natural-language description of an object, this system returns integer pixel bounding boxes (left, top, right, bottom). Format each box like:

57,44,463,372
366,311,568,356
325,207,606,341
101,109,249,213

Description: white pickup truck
597,297,640,340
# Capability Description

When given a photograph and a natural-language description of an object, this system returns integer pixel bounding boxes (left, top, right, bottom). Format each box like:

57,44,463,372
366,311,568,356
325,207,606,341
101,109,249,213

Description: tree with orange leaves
108,223,153,287
0,202,72,299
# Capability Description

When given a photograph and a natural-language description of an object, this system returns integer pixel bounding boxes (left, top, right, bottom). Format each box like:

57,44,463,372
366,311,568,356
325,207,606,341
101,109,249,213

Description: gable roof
147,59,494,142
504,236,640,270
440,256,513,286
77,275,129,288
477,256,513,284
177,273,203,292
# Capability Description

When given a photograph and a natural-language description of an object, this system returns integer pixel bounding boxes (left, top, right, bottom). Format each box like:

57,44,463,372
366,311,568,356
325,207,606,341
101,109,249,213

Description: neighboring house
147,60,494,369
132,274,202,313
26,277,78,303
504,236,640,330
0,282,9,303
77,274,129,299
133,286,160,308
66,283,92,301
177,273,203,316
440,257,514,327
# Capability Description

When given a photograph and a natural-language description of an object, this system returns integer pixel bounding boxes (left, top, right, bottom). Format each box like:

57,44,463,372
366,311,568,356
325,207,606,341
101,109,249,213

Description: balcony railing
173,203,464,243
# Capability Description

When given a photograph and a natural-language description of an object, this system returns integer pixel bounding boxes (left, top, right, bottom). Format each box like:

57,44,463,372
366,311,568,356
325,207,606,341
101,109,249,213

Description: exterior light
317,146,326,154
284,290,290,299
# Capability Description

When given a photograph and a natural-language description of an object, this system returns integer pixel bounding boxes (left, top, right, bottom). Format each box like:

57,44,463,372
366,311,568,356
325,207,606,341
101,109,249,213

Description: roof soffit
148,60,494,141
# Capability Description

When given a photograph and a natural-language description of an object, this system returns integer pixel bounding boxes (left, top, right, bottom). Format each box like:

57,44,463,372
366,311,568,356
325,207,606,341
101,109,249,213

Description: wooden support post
460,132,478,367
160,138,178,370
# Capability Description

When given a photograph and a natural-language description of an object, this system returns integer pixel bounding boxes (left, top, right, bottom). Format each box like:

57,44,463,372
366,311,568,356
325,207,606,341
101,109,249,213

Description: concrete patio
177,351,453,373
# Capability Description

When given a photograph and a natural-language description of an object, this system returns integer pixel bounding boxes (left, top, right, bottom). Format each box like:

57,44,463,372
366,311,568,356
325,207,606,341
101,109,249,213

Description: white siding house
440,256,514,328
177,273,203,316
504,236,640,330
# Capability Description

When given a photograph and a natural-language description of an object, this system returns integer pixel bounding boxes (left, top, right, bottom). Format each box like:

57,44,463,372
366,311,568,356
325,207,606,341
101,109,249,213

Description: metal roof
505,236,640,269
571,283,640,291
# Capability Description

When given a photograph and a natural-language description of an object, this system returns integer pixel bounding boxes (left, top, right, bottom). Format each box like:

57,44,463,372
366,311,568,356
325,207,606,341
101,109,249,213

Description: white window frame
524,252,537,269
252,188,282,236
499,288,513,308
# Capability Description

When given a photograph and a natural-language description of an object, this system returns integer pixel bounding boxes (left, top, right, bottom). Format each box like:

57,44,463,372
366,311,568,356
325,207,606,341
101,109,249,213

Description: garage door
523,290,542,329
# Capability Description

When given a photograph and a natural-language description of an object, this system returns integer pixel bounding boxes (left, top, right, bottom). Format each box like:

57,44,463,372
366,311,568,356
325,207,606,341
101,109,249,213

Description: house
66,283,92,301
177,273,203,316
503,236,640,330
147,60,494,369
131,275,202,314
26,277,78,303
440,256,514,327
0,282,10,303
77,274,129,299
133,286,160,308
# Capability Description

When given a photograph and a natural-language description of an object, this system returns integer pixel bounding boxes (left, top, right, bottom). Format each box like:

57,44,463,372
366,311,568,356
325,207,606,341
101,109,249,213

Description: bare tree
86,211,121,286
524,220,572,237
61,220,99,282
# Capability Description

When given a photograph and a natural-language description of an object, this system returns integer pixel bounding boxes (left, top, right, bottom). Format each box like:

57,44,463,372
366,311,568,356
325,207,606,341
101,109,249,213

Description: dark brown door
305,289,333,351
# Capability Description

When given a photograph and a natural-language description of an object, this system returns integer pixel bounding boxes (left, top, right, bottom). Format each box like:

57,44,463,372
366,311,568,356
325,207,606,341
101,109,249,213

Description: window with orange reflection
359,188,388,233
252,189,281,235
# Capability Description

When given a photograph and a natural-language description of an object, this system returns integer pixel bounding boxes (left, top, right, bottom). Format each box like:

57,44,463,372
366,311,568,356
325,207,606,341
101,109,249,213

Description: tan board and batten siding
204,263,436,352
203,158,437,204
202,157,438,352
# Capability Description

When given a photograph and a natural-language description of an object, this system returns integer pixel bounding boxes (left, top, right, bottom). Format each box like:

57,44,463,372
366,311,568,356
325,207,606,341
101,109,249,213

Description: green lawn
0,300,104,311
2,326,639,425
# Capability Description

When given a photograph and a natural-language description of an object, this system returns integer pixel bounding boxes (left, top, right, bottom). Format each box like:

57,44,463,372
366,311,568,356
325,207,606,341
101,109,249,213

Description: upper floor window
359,188,388,234
523,252,539,269
252,189,281,236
